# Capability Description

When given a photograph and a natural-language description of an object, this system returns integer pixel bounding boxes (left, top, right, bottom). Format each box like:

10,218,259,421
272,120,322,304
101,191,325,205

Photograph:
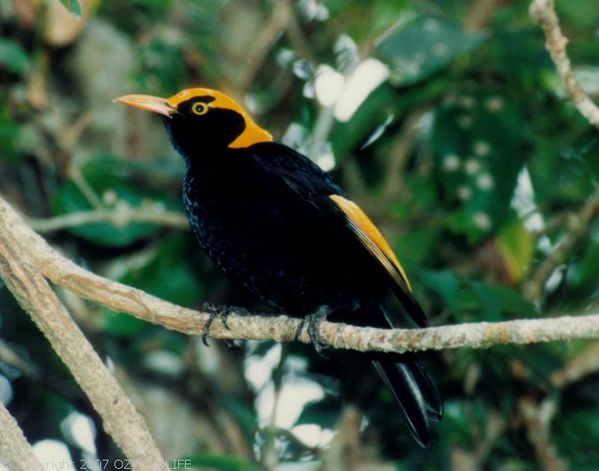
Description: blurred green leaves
418,269,535,321
0,39,31,75
59,0,82,16
432,90,527,241
377,16,485,86
0,106,20,162
100,233,204,336
183,454,264,471
51,155,181,247
135,38,188,94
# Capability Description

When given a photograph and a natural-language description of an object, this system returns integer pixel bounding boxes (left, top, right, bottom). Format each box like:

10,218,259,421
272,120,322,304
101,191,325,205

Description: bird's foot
200,304,233,346
295,305,331,358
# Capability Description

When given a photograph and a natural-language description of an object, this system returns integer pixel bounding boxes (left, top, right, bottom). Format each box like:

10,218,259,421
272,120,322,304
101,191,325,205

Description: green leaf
438,400,477,446
51,155,181,247
181,454,264,471
295,396,342,429
59,0,82,16
51,182,160,247
135,37,188,94
376,16,485,86
495,215,534,283
432,88,527,242
555,410,599,468
100,234,203,336
118,234,203,307
0,106,20,162
418,269,461,311
218,398,258,445
101,310,149,337
467,281,501,321
483,284,535,318
564,232,599,303
0,39,31,75
330,84,396,158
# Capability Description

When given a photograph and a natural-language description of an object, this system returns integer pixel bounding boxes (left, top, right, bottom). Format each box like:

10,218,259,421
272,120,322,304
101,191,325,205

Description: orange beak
114,94,176,117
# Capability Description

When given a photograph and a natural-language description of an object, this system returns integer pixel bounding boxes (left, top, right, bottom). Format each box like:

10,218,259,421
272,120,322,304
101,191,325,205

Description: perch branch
0,401,44,471
1,195,599,355
530,0,599,128
0,202,168,470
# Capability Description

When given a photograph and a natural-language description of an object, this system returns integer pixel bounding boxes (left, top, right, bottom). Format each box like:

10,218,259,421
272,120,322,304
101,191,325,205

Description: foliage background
1,0,599,469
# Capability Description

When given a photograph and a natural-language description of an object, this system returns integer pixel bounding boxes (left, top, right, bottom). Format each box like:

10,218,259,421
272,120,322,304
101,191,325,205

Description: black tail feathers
372,355,442,447
367,303,442,447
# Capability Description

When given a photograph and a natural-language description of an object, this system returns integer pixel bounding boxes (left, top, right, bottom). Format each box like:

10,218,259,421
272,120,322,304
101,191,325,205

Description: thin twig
380,107,427,204
523,185,599,302
0,401,44,471
308,104,336,162
519,397,568,471
28,204,189,233
67,165,104,209
463,0,505,32
237,0,291,94
551,341,599,388
0,204,168,471
530,0,599,128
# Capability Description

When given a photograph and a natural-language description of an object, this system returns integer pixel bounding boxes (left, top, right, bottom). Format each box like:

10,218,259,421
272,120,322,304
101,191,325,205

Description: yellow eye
191,102,209,115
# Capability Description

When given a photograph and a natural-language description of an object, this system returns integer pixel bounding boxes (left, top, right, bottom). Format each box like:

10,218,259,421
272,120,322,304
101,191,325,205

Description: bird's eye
191,102,210,115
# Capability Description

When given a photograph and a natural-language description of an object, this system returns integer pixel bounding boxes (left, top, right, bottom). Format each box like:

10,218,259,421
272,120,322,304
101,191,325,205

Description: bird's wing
328,194,411,293
327,193,426,326
248,143,426,326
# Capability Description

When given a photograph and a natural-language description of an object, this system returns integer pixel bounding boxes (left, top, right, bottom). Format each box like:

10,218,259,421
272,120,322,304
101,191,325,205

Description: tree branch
28,204,189,233
1,195,599,356
523,185,599,302
237,0,291,94
518,397,568,471
551,342,599,388
0,201,168,470
0,401,44,471
530,0,599,129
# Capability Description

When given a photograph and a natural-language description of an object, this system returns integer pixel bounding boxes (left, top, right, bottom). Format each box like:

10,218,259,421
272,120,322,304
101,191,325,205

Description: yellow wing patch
329,194,412,293
166,88,272,149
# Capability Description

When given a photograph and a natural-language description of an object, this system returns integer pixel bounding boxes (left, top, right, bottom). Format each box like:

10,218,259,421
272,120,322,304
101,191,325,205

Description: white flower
465,159,481,175
485,96,504,112
442,154,461,172
458,95,476,109
102,189,117,206
457,186,472,200
476,173,494,190
473,212,492,230
473,140,491,156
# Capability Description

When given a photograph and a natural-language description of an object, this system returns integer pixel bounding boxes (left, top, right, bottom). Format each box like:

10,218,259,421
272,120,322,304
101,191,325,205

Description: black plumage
116,88,442,446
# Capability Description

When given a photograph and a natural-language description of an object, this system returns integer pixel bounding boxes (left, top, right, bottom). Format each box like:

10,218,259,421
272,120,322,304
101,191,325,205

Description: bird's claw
200,305,232,346
296,306,330,358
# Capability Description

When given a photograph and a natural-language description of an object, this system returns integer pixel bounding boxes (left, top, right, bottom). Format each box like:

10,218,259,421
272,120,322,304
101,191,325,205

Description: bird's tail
372,354,442,447
367,305,442,447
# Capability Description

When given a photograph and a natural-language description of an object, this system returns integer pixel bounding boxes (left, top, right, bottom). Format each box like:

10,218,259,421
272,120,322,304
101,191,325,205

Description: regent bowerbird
116,88,442,446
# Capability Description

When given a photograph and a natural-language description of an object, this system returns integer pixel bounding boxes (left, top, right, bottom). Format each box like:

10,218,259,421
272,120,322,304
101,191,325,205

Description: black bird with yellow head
116,88,442,446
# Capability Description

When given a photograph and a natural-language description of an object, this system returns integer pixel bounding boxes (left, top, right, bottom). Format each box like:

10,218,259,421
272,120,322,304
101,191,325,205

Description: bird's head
115,88,272,155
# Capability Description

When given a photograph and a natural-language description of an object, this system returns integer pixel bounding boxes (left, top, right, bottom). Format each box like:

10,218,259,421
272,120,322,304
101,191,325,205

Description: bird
116,88,442,446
